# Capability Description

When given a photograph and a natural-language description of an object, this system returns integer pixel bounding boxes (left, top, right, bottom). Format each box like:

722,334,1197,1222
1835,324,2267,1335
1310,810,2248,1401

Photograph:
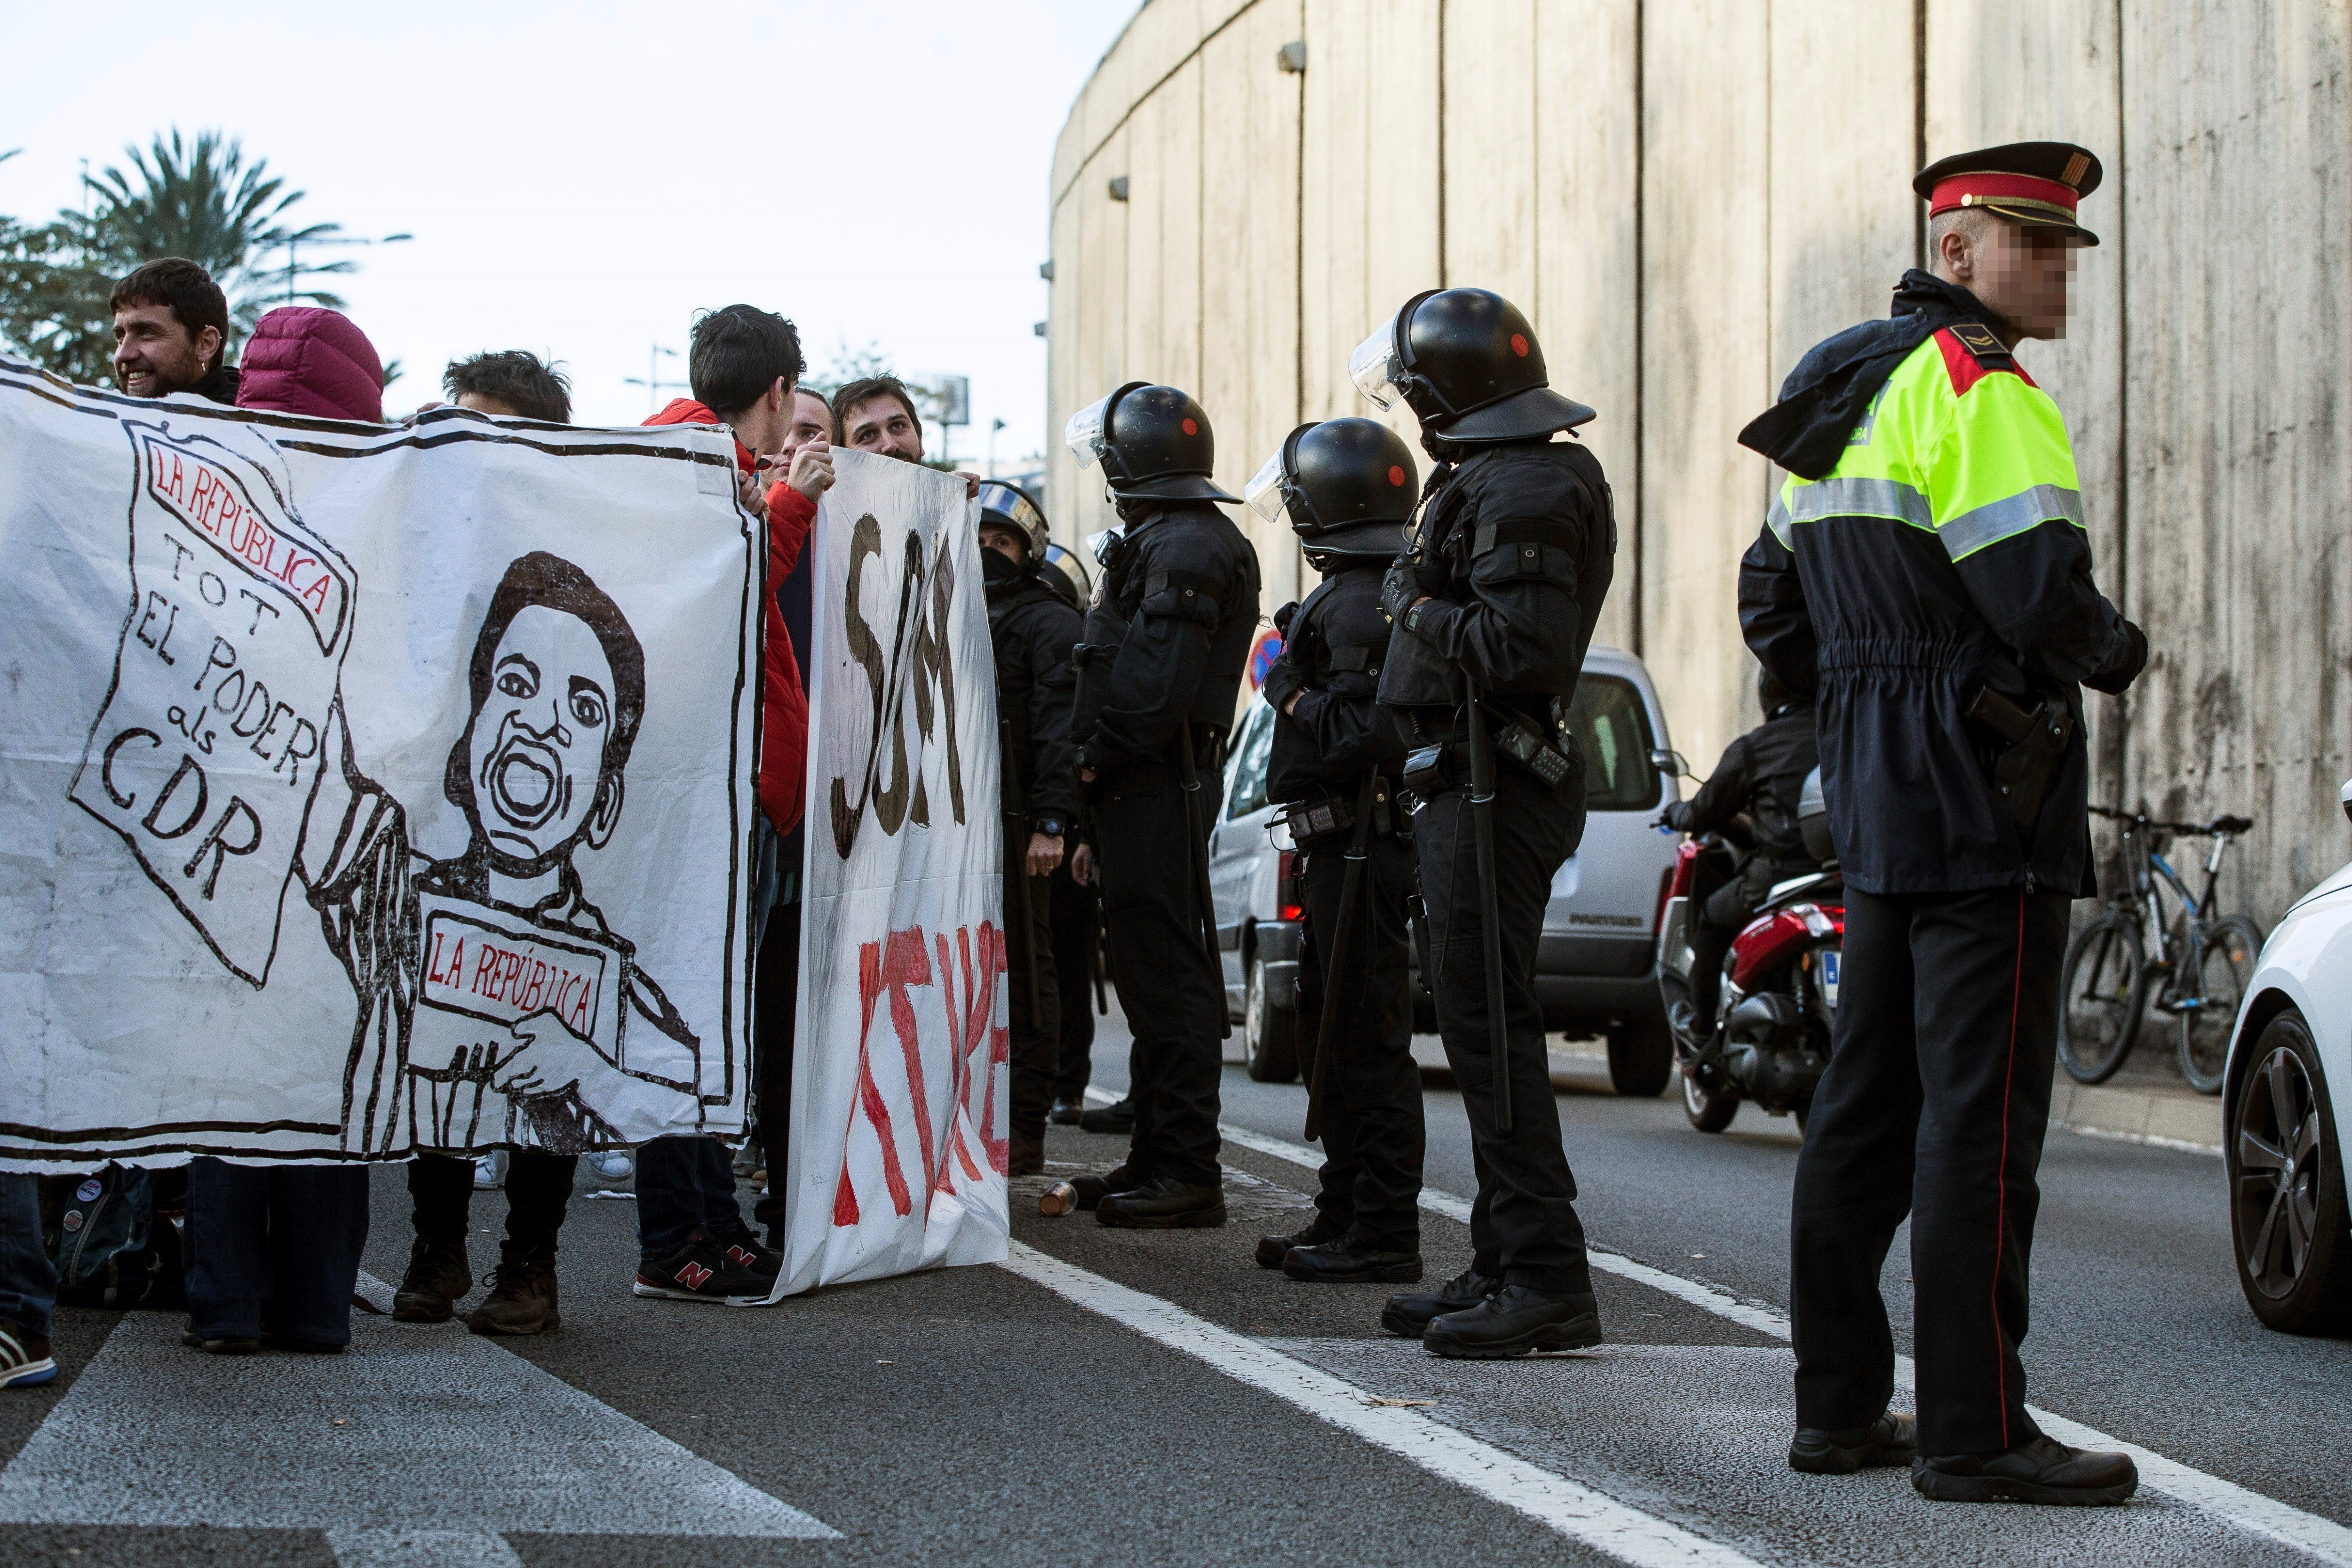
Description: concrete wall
1047,0,2352,924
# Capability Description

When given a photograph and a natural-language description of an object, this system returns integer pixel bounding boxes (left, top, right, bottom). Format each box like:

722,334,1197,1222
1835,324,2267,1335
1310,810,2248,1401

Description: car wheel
2228,1011,2352,1334
1243,955,1298,1083
1682,1067,1739,1133
1607,1016,1674,1098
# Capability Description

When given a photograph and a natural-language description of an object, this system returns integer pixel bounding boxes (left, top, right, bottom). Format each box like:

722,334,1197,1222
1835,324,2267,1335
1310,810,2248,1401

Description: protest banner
0,361,760,1169
773,450,1009,1297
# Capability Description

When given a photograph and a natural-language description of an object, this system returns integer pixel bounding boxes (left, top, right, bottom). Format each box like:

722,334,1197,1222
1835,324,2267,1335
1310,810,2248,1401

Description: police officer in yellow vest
1737,143,2148,1504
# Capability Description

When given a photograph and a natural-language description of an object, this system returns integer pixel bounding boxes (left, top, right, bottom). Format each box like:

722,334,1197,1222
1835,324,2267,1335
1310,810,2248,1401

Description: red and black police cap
1914,141,2104,246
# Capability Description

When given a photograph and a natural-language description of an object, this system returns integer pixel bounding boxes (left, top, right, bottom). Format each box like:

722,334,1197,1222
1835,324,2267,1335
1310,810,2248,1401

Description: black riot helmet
975,480,1049,560
1064,381,1239,502
1349,288,1595,444
1038,540,1093,608
1243,418,1416,560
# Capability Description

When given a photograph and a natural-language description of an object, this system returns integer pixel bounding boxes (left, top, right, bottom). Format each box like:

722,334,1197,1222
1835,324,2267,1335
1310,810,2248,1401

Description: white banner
0,362,760,1169
775,450,1007,1296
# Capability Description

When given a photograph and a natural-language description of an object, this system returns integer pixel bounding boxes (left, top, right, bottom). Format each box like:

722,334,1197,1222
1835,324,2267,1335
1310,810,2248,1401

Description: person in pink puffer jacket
236,306,385,422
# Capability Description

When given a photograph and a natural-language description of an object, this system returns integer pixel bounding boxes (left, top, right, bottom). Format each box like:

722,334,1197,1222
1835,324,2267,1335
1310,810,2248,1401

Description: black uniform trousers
408,1150,577,1262
1414,766,1591,1292
1049,862,1101,1102
1296,830,1423,1249
1791,883,2069,1457
1004,855,1061,1143
1094,756,1226,1187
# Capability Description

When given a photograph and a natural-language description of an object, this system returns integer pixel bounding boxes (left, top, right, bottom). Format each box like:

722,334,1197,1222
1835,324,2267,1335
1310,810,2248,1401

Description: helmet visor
976,482,1046,545
1064,393,1115,469
1348,316,1408,412
1243,448,1289,527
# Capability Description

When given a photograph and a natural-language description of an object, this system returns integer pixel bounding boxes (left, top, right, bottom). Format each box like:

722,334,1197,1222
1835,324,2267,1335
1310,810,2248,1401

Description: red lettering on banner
880,929,938,1202
977,921,1009,1175
933,928,984,1192
838,939,912,1222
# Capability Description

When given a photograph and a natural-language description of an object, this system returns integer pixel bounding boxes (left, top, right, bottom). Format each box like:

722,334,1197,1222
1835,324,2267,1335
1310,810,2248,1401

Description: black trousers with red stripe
1790,883,2070,1457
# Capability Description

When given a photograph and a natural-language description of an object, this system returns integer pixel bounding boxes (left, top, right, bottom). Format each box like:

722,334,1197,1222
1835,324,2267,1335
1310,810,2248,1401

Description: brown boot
392,1237,471,1323
466,1254,559,1336
1008,1130,1046,1178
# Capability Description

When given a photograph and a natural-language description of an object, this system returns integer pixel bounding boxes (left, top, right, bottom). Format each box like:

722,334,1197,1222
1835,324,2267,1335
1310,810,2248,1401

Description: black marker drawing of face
446,553,646,875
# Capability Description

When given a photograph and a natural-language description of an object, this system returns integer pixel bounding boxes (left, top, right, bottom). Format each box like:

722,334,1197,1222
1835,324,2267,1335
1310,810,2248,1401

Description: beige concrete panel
1357,0,1444,440
1046,186,1085,543
1300,0,1372,427
1067,126,1133,547
1159,56,1207,398
1442,0,1539,310
1766,0,1918,381
1923,0,2128,804
2119,0,2352,923
1640,0,1772,766
1123,88,1170,383
1535,0,1640,653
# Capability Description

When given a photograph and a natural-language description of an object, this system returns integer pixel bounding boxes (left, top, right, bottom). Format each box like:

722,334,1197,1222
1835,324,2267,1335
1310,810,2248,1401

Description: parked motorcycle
1654,768,1843,1135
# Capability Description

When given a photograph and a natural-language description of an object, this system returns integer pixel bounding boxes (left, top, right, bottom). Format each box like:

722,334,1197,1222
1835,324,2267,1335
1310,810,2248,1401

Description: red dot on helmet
1181,418,1198,436
1388,466,1406,486
1510,334,1530,357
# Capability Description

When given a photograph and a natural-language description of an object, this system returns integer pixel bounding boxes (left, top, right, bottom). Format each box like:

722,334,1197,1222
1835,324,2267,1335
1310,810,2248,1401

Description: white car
1206,645,1684,1096
2223,780,2352,1333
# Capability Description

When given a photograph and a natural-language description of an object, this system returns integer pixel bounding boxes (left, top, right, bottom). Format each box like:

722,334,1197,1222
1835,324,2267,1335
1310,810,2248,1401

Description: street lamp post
274,230,411,305
988,417,1006,480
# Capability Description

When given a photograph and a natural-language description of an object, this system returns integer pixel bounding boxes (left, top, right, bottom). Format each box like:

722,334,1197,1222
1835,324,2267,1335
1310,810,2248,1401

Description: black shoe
392,1237,472,1323
711,1229,782,1290
1079,1098,1136,1135
1381,1269,1501,1338
1097,1176,1226,1229
1009,1131,1046,1178
1789,1411,1918,1474
1255,1212,1347,1269
1283,1240,1424,1284
468,1255,559,1337
181,1331,260,1356
1050,1098,1088,1126
1912,1436,2138,1505
1423,1285,1603,1360
632,1237,765,1304
1070,1166,1147,1211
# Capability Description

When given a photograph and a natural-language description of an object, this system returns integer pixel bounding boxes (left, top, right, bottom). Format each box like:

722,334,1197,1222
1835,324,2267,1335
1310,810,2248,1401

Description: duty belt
1275,778,1396,844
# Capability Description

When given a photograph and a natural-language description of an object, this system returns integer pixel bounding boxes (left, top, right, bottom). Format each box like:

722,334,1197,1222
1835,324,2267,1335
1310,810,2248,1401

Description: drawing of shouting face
448,554,646,873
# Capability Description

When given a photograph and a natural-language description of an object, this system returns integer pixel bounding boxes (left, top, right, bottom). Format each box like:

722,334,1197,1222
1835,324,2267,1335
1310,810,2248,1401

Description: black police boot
1788,1410,1917,1474
467,1250,559,1337
1422,1284,1602,1360
1008,1130,1046,1178
1050,1098,1088,1127
1911,1437,2138,1506
1070,1165,1148,1211
392,1236,472,1323
1380,1268,1501,1338
1096,1176,1226,1229
1283,1237,1423,1285
1079,1098,1136,1135
1255,1212,1346,1269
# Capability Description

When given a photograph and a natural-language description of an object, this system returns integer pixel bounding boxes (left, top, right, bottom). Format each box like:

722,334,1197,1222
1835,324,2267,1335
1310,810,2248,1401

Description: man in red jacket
633,304,831,1305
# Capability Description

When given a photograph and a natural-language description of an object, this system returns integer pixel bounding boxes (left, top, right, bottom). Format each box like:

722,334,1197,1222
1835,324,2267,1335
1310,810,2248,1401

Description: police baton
1177,723,1232,1039
1464,688,1513,1136
1303,769,1380,1146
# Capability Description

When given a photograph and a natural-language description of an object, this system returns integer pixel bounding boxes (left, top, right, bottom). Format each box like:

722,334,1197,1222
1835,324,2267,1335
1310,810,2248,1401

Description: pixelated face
1970,220,2082,342
111,302,214,398
464,605,618,863
842,395,923,462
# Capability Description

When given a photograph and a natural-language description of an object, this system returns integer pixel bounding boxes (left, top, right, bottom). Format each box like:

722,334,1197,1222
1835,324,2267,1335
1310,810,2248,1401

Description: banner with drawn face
775,450,1008,1296
0,361,759,1169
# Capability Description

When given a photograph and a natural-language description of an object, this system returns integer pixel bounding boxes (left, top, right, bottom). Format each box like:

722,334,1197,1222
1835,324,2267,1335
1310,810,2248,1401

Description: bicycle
2058,805,2262,1093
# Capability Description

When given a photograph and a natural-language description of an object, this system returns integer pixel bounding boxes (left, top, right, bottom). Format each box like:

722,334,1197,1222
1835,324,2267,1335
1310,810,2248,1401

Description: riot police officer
1357,288,1616,1358
1245,418,1423,1283
977,481,1081,1178
1035,540,1109,1130
1064,383,1262,1227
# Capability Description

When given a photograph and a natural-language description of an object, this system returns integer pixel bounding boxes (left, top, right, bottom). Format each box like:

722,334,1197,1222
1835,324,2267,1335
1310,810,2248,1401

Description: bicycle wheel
2059,911,2145,1084
2179,915,2263,1095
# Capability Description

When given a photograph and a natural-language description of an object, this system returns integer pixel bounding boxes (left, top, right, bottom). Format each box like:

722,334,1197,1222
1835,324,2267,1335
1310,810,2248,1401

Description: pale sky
0,0,1139,469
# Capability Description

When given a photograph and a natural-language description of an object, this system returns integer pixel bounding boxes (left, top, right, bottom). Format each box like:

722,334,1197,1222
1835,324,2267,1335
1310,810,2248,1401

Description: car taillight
1278,850,1303,922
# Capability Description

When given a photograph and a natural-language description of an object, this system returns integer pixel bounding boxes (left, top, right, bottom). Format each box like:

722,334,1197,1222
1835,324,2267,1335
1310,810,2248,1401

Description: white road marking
1165,1093,2352,1566
0,1281,837,1566
1000,1241,1766,1568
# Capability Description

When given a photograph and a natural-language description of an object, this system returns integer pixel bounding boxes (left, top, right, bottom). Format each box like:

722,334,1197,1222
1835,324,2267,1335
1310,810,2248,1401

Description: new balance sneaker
0,1318,54,1388
713,1230,782,1291
633,1238,764,1304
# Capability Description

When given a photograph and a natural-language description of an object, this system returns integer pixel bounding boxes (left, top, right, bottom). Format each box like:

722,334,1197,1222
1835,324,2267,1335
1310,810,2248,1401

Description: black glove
1272,599,1301,637
2084,618,2147,696
1261,652,1307,716
1662,800,1694,833
1379,554,1422,625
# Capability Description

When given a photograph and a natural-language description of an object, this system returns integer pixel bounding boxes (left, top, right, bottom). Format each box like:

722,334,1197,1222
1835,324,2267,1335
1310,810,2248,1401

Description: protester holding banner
976,482,1079,1178
109,258,240,405
180,305,387,1356
630,303,816,1305
1063,383,1262,1229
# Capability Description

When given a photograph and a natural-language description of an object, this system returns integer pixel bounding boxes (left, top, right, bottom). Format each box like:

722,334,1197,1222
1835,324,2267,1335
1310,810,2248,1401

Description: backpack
39,1164,185,1309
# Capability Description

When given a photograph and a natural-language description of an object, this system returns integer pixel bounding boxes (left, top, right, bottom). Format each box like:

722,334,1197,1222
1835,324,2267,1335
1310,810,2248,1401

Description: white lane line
1000,1241,1765,1568
1179,1096,2352,1565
